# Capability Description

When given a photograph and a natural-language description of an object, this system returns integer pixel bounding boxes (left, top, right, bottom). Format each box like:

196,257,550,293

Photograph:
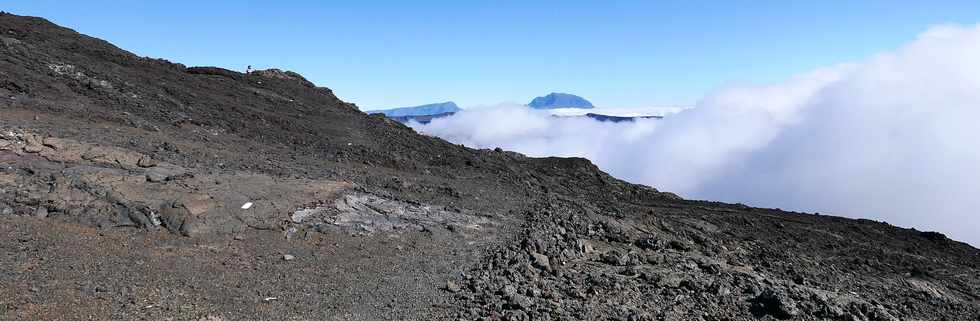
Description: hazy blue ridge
368,101,461,117
527,93,594,109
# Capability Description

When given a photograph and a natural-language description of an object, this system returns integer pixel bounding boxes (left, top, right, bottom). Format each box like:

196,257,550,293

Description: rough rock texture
0,12,977,321
1,129,362,235
449,197,979,320
250,68,316,87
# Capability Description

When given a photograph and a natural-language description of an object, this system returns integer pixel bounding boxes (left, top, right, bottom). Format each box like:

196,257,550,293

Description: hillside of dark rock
0,13,977,321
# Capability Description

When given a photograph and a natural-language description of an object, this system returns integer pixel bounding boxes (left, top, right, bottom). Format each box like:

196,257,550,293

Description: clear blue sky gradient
4,1,980,109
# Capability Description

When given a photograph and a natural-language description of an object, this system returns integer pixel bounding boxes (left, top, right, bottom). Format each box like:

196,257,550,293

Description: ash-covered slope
0,13,977,321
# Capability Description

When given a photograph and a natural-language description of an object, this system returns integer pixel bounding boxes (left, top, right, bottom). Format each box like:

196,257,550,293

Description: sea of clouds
410,24,980,246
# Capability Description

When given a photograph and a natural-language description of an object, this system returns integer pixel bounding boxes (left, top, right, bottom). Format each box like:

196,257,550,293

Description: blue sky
4,1,980,109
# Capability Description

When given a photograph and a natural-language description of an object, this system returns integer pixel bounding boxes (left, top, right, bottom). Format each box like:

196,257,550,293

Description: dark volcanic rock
186,66,242,80
750,289,800,319
0,12,977,321
250,68,316,87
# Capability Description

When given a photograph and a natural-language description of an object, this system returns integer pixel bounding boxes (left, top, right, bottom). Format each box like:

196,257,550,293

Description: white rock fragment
241,202,253,209
291,208,320,223
283,254,295,261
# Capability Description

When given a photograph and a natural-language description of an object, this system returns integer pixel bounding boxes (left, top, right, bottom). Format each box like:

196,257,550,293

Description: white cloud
413,104,661,165
546,106,690,117
410,24,980,246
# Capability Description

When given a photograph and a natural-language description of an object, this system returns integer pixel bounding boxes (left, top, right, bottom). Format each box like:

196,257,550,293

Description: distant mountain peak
368,101,461,117
527,93,594,109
